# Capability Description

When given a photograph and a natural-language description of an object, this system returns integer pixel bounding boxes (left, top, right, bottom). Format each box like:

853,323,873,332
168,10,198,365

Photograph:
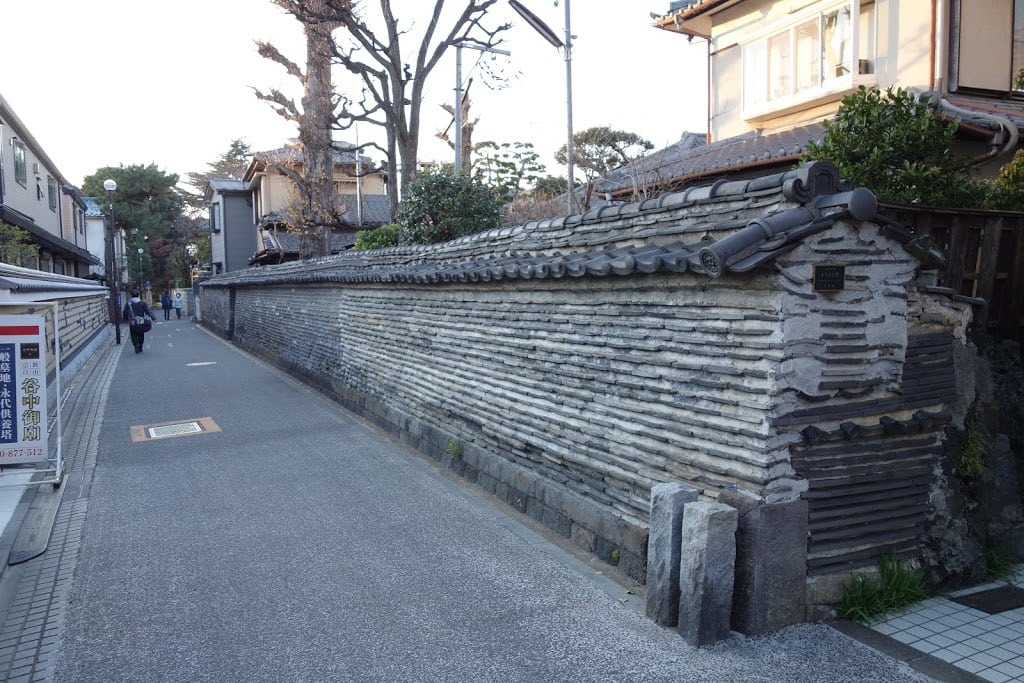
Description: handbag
129,303,152,332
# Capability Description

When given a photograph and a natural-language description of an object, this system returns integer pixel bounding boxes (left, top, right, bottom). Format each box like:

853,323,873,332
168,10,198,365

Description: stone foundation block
645,482,699,626
677,501,738,647
720,492,808,635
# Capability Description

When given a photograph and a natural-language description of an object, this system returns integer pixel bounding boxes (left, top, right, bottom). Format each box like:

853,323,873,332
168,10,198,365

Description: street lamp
103,178,121,345
509,0,575,214
136,248,144,288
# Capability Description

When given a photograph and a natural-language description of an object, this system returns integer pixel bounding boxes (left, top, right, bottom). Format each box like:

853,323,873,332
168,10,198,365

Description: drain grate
149,422,203,439
130,417,220,443
950,585,1024,614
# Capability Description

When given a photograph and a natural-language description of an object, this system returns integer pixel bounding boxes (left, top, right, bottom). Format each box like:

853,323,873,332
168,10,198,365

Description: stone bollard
677,501,738,647
719,491,808,635
646,482,700,626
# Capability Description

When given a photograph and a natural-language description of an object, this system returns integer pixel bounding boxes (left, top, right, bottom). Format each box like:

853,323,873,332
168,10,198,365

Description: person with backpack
122,291,157,353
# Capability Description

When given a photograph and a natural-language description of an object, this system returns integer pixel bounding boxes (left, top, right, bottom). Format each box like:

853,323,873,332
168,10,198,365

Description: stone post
719,491,808,635
677,501,738,647
645,482,699,626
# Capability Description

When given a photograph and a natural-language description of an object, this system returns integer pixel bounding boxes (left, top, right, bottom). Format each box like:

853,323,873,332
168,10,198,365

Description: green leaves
556,126,654,176
836,552,927,623
988,148,1024,211
395,169,502,245
803,86,986,207
472,141,546,201
353,223,400,250
0,221,39,267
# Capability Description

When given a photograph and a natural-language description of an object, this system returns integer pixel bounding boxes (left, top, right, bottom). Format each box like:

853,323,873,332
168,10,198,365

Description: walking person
122,291,157,354
173,291,184,320
160,292,172,321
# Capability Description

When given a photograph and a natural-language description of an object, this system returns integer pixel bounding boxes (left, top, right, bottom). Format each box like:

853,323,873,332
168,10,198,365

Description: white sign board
0,316,48,464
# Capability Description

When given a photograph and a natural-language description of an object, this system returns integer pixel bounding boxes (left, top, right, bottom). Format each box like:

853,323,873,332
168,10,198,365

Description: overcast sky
1,0,708,189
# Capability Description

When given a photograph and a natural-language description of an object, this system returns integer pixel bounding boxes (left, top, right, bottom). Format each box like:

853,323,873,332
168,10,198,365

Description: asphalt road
52,320,934,682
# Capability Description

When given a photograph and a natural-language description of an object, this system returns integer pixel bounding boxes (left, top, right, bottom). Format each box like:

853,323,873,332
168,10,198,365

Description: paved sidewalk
867,567,1024,682
0,319,1012,682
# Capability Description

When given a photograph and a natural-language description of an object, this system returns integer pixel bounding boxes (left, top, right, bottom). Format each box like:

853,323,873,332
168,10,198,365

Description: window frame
741,0,876,121
1014,0,1024,91
47,176,58,212
13,140,27,187
210,201,221,233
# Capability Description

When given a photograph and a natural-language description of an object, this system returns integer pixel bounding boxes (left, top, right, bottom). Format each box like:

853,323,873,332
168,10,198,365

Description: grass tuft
837,552,926,623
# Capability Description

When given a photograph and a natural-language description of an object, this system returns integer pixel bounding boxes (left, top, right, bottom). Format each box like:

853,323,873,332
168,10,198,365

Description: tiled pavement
868,567,1024,682
0,338,114,682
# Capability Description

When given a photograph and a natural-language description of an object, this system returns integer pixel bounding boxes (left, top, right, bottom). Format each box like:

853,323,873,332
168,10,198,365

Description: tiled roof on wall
210,161,902,289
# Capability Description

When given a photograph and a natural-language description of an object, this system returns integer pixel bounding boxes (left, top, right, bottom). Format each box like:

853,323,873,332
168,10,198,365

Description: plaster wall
199,163,973,587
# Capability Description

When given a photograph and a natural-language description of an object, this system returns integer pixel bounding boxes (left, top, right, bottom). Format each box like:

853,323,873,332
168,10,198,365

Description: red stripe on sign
0,326,39,335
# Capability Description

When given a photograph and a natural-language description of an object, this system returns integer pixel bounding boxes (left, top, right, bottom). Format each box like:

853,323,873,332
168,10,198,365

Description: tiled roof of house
596,123,825,197
256,194,391,232
252,142,375,168
337,194,392,226
208,178,246,193
83,197,103,218
942,93,1024,132
654,0,731,24
596,90,1024,201
256,229,358,258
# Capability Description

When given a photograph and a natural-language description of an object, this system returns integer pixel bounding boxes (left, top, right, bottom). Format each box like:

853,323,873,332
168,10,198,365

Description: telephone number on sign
0,447,45,459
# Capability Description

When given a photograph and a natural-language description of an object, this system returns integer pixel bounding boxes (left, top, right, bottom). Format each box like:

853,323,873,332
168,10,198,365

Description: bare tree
264,1,510,217
256,0,343,258
436,89,477,174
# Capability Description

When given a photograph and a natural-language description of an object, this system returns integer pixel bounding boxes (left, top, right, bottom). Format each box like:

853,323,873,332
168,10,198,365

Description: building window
13,140,27,187
957,0,1024,92
743,2,874,113
47,177,58,212
210,202,221,233
1015,0,1024,90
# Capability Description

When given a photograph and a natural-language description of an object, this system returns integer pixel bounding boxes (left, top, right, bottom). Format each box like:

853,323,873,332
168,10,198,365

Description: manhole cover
149,422,202,439
950,585,1024,614
130,417,220,443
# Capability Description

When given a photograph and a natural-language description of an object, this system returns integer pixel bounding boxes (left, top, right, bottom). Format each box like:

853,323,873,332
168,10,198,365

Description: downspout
932,0,949,93
0,123,5,206
931,94,1020,164
929,0,936,92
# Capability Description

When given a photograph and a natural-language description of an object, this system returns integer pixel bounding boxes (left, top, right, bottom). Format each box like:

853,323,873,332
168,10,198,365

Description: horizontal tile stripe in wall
792,430,943,573
230,281,790,518
336,316,774,479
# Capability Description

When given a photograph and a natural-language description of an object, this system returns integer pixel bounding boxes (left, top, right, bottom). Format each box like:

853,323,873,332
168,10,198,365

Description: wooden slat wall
883,205,1024,344
790,333,956,574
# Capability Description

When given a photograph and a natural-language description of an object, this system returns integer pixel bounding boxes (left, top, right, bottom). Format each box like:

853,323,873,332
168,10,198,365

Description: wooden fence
880,204,1024,346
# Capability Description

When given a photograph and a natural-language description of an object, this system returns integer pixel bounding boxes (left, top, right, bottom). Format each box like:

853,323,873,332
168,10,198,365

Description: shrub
353,223,400,250
987,148,1024,211
959,421,989,480
803,86,988,208
0,221,39,267
395,169,502,245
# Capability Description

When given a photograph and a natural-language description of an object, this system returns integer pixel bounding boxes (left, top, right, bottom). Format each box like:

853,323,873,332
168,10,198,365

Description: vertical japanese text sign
0,316,47,464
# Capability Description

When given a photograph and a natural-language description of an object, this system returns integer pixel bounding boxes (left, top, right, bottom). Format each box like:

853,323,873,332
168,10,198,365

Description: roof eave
652,0,738,38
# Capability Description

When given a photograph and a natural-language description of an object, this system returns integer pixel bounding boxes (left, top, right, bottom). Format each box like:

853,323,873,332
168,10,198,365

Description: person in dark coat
160,292,172,320
122,291,157,353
